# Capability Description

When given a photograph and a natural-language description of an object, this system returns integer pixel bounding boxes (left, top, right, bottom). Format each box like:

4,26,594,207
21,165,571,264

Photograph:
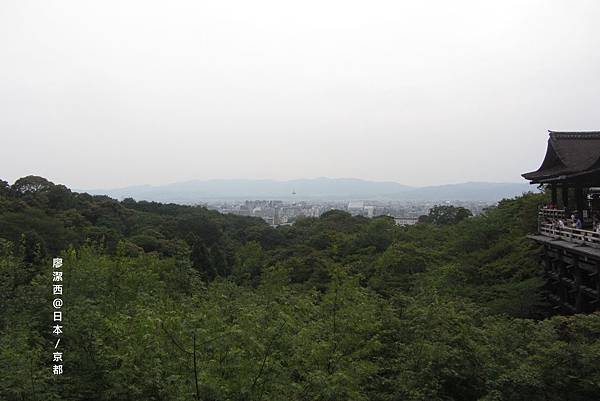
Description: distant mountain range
82,178,536,203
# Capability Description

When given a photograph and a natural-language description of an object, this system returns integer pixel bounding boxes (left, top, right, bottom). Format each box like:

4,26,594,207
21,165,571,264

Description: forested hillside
2,176,600,401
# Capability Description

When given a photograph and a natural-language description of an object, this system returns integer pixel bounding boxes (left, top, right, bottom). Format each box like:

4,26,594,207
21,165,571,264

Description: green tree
419,205,473,225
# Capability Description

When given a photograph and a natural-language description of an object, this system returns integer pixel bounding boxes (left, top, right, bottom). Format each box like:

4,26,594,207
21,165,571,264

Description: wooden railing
539,208,566,220
539,222,600,248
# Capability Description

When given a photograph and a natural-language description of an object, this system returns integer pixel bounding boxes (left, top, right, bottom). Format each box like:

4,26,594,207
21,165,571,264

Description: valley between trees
1,176,599,400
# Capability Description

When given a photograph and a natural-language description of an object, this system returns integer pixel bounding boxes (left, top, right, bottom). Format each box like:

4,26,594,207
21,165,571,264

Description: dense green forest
1,176,600,401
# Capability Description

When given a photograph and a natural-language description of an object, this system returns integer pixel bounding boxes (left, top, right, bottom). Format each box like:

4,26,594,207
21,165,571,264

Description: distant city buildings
393,217,419,226
205,199,493,227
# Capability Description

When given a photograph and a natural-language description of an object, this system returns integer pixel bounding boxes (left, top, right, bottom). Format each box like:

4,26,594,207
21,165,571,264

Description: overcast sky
1,0,600,188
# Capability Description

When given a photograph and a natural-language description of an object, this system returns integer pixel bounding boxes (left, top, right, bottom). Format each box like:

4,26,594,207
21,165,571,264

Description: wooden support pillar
562,185,569,209
574,256,583,313
543,250,552,274
558,257,565,277
551,184,557,205
575,185,584,220
596,261,600,306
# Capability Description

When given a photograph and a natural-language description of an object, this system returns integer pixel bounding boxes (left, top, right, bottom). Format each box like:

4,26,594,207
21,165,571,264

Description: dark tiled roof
522,131,600,182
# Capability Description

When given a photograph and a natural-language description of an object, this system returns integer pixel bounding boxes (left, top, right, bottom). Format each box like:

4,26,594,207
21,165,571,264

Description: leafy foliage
2,176,599,400
418,204,473,225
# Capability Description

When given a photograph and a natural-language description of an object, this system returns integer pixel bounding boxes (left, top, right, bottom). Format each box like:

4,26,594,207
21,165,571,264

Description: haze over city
2,0,600,189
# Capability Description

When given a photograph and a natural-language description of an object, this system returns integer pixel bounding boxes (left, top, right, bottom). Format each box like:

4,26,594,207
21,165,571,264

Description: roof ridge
549,130,600,133
550,131,600,140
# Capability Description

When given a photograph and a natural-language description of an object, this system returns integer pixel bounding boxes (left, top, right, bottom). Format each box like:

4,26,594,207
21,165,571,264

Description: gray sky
2,0,600,188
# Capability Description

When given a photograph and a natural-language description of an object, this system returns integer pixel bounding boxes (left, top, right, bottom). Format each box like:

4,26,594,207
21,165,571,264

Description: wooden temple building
523,131,600,314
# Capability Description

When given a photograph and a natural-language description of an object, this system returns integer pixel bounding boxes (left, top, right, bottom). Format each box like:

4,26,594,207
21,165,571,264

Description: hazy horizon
0,174,530,191
2,0,600,188
81,176,529,191
77,177,533,203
